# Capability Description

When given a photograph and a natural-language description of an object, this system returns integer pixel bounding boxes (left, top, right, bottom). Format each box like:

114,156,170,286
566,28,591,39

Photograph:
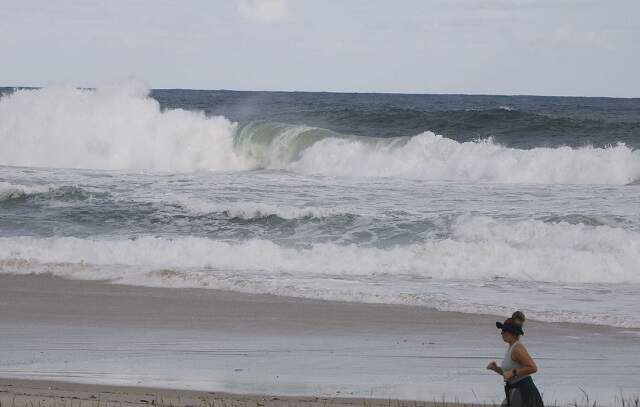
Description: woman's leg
501,388,523,407
509,388,523,406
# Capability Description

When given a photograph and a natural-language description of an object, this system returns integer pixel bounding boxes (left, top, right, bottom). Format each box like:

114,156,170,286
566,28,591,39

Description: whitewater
1,83,639,328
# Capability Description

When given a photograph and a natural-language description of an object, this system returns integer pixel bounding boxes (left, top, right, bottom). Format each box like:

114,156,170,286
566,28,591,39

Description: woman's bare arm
503,344,537,380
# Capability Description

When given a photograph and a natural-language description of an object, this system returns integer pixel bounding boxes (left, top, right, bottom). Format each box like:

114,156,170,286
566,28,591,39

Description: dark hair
512,311,526,324
496,317,524,336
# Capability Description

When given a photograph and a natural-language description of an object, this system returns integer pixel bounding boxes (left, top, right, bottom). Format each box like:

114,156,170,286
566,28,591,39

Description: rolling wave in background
1,83,639,184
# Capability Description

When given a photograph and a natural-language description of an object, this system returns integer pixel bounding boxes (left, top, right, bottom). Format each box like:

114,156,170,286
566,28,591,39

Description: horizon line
0,84,638,100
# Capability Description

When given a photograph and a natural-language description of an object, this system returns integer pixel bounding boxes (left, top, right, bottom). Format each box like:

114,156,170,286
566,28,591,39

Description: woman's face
501,330,515,343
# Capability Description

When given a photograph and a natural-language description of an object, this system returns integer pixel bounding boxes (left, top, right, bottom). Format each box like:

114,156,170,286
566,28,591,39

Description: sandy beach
0,274,638,405
0,378,458,407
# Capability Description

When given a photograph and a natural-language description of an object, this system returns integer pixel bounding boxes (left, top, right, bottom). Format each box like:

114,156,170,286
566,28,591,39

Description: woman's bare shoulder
513,341,529,353
512,342,532,358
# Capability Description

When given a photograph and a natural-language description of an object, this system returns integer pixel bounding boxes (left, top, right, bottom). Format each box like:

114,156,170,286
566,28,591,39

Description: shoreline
0,273,623,332
0,274,638,404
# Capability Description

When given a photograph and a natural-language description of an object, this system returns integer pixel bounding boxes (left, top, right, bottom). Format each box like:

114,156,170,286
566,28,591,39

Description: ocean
1,82,639,328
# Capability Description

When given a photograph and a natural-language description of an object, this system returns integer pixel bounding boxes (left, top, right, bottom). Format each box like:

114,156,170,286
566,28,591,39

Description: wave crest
173,197,353,220
0,182,102,202
287,132,640,184
0,182,52,201
234,121,640,184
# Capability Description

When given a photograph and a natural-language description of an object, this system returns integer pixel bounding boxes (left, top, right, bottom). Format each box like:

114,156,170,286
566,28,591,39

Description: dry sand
0,378,455,407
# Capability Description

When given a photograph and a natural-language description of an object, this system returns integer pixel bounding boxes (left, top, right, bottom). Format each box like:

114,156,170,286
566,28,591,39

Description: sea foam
172,197,352,219
0,82,251,172
286,133,640,184
1,216,638,284
0,181,53,201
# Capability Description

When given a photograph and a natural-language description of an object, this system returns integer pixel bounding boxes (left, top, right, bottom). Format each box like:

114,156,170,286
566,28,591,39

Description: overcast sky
1,0,639,97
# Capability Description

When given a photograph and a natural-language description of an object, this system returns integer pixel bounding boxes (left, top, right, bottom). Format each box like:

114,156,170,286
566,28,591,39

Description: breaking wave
1,216,638,284
0,181,101,202
0,82,251,172
171,196,353,220
281,131,640,184
236,121,640,184
0,181,52,201
2,83,640,184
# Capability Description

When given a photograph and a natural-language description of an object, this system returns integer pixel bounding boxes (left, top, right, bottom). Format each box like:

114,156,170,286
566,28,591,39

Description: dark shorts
501,376,544,407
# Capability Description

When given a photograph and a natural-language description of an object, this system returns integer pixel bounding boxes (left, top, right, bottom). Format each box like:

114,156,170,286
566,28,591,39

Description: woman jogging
486,316,544,407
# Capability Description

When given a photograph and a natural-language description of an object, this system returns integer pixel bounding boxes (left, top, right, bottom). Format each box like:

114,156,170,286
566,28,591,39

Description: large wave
281,130,640,184
2,83,640,184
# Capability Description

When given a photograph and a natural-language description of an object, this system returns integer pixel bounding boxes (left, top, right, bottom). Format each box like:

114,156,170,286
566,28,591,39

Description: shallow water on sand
1,317,637,404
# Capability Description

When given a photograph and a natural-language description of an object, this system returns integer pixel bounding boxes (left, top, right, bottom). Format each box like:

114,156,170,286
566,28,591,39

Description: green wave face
233,120,379,169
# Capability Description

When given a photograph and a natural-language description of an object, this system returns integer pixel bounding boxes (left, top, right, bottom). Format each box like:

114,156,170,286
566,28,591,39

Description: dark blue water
150,89,640,148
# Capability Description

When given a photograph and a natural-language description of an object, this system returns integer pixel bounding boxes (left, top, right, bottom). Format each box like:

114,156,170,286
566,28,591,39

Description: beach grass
1,392,639,407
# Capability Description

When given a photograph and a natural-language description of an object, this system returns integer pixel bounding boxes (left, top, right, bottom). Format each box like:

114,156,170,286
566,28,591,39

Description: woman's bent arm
511,344,538,377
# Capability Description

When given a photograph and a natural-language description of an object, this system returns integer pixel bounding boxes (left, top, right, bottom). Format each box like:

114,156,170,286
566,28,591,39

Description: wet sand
0,274,638,404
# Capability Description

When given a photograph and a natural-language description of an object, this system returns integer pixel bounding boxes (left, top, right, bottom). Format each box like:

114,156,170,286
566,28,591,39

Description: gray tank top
501,341,529,383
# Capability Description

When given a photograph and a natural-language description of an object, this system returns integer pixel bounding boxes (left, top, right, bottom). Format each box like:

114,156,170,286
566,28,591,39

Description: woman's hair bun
512,311,526,321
